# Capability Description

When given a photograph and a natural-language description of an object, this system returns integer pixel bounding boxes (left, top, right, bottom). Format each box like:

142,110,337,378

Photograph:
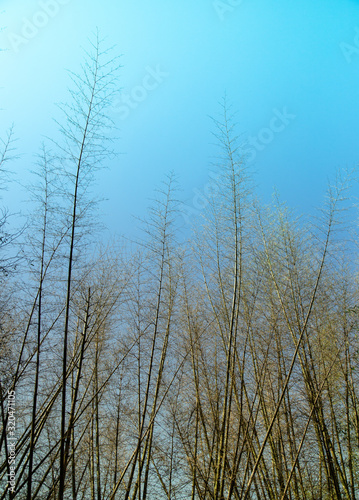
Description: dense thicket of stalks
0,39,358,500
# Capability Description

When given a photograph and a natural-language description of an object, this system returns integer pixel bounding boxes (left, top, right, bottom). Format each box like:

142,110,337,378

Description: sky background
1,0,359,240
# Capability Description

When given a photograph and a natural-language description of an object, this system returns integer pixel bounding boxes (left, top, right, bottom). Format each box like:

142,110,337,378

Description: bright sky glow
1,0,359,238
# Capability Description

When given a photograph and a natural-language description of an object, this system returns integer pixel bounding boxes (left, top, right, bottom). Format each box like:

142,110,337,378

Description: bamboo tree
55,32,120,499
27,147,56,500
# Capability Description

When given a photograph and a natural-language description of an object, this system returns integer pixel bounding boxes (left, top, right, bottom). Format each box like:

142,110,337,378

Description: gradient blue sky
1,0,359,238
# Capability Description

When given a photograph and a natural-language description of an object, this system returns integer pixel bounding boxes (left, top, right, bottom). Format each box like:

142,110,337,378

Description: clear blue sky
1,0,359,238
